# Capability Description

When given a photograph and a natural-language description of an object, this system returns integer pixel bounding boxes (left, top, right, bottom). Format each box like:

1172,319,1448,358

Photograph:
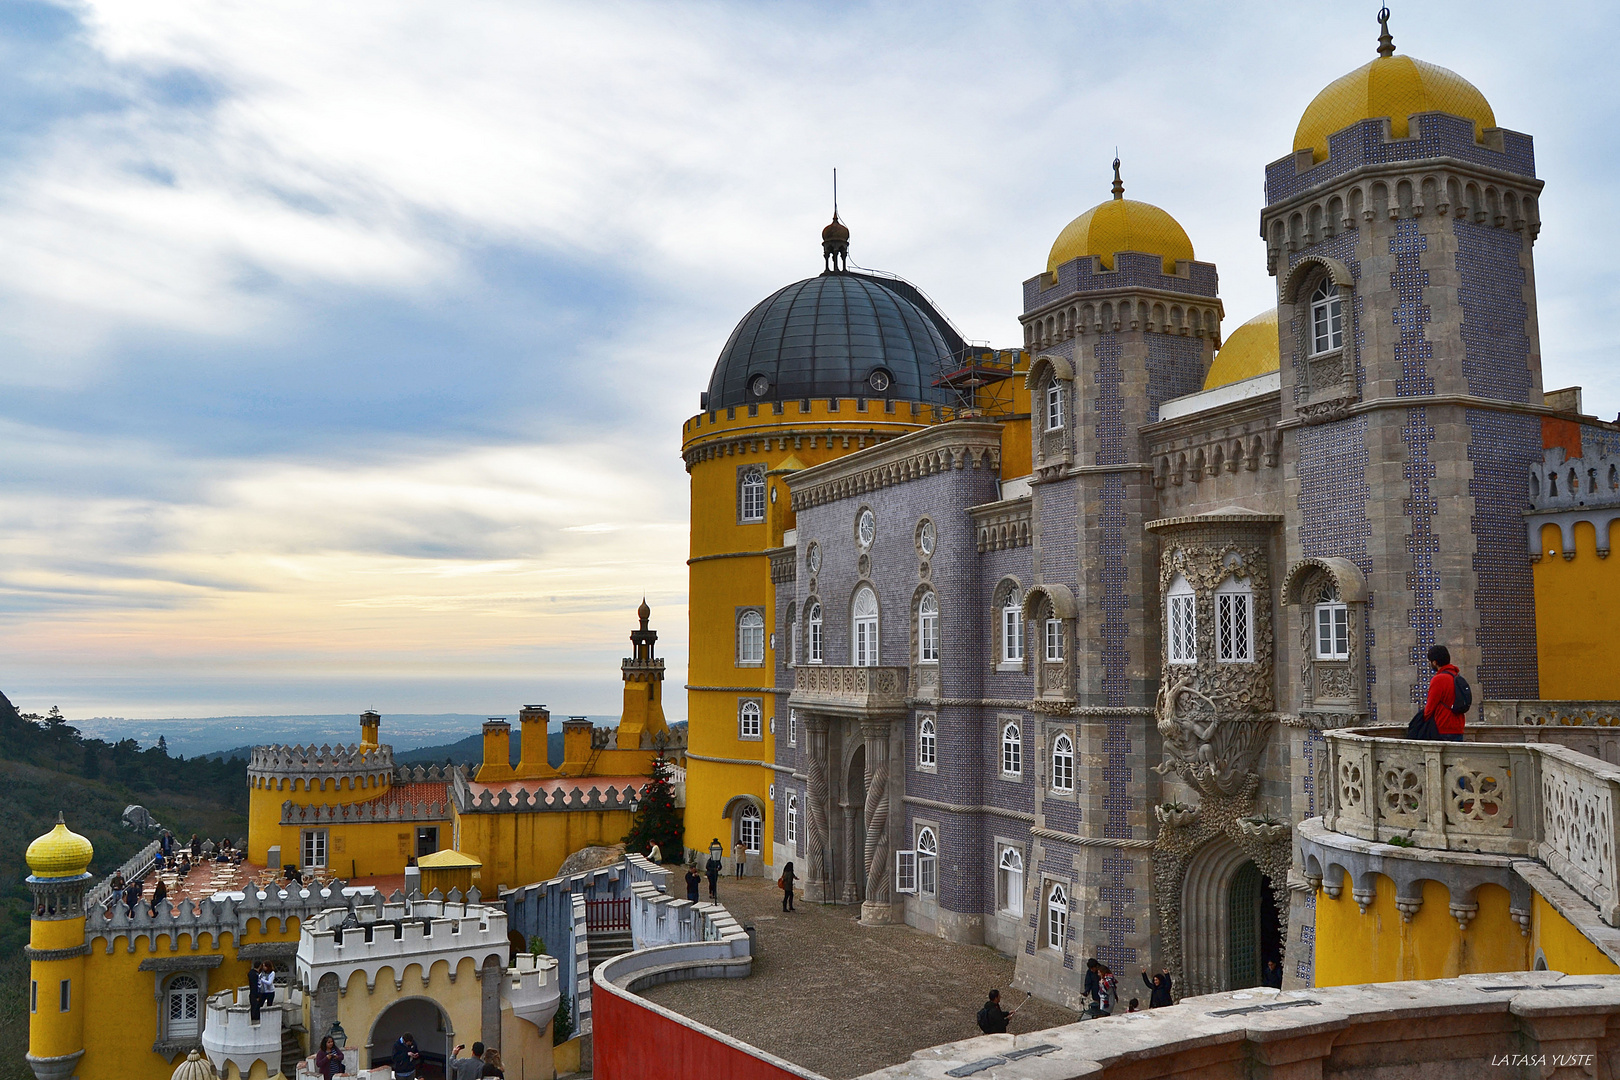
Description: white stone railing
296,898,512,992
1484,699,1620,728
788,666,909,714
1537,744,1620,925
203,984,300,1078
86,838,160,909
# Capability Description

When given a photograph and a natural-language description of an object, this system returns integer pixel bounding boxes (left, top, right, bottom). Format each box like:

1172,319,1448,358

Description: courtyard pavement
640,876,1081,1080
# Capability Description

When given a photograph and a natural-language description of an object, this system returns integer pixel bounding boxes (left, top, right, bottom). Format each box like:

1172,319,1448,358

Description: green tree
622,754,682,861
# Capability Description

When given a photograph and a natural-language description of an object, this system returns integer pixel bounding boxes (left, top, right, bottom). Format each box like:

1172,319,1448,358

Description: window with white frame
857,508,876,549
738,804,762,853
918,716,937,768
896,848,917,893
739,466,766,522
1310,279,1344,355
302,829,327,869
1046,881,1068,949
786,793,799,844
853,586,879,667
1002,722,1022,777
737,609,765,666
1051,733,1074,792
1314,587,1349,660
788,709,798,746
998,847,1024,917
918,591,939,663
1167,574,1196,665
785,602,797,666
739,700,763,739
1045,381,1064,431
1044,617,1064,662
1215,577,1254,663
1001,588,1024,663
917,827,937,897
166,975,201,1039
807,602,823,664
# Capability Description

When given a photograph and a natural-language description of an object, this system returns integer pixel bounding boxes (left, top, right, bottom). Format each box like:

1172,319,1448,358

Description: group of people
107,871,168,918
379,1034,506,1079
977,963,1177,1036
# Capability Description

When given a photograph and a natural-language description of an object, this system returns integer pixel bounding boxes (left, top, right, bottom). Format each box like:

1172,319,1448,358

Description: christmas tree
623,754,683,862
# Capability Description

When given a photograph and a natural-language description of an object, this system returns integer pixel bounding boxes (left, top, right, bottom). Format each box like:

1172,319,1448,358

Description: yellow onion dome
1203,309,1279,390
1295,14,1494,164
27,816,94,879
1047,159,1194,276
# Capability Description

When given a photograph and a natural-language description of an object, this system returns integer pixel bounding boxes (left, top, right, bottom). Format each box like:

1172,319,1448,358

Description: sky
0,0,1615,723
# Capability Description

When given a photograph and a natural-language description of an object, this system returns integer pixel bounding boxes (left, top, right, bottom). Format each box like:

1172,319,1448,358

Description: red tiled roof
366,781,449,812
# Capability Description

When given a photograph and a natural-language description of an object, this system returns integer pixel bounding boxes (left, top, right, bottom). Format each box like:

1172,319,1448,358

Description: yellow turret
617,600,669,749
25,815,92,1080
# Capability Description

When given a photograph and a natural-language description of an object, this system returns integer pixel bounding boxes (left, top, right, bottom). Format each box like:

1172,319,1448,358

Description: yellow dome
26,816,94,879
1203,309,1279,390
1048,197,1194,277
1295,53,1494,164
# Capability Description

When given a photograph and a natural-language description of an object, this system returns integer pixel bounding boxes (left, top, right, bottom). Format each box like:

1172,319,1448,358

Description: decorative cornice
1032,827,1155,849
25,944,90,962
685,684,789,694
140,954,225,971
684,751,796,773
901,795,1035,823
683,425,914,468
970,495,1032,553
1145,512,1284,531
786,421,1004,511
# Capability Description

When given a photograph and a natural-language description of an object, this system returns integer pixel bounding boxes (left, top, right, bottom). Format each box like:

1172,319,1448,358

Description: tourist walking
1423,645,1470,742
976,989,1011,1034
705,851,722,902
123,879,141,918
778,861,796,911
733,840,745,877
1083,958,1101,1016
1097,965,1118,1016
314,1034,344,1080
685,864,702,903
391,1033,420,1078
1142,968,1172,1008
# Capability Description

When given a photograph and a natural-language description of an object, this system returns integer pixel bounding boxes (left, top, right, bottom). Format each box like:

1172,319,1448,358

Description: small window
1001,589,1024,663
857,508,876,549
1215,577,1254,663
166,975,200,1038
853,586,879,667
896,849,917,894
1046,882,1068,949
1044,618,1064,662
917,827,938,897
1045,381,1064,431
1167,575,1196,665
788,709,798,746
918,716,937,768
737,610,765,666
415,827,439,858
998,847,1024,917
918,592,939,664
1310,279,1344,355
1315,598,1349,660
739,466,766,522
917,518,936,556
29,980,36,1014
1051,733,1074,793
786,793,799,844
807,602,823,664
739,700,763,740
59,978,71,1013
806,542,822,575
302,829,327,869
1001,723,1022,777
738,804,762,853
786,602,799,666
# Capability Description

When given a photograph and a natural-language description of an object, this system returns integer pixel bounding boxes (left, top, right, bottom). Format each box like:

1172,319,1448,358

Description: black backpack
1451,672,1473,713
976,1002,1005,1034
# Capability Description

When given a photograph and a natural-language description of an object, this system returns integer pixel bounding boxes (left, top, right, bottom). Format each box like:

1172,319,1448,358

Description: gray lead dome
705,271,963,409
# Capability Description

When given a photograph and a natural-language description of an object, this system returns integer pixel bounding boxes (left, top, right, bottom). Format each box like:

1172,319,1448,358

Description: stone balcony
787,666,909,719
202,984,302,1078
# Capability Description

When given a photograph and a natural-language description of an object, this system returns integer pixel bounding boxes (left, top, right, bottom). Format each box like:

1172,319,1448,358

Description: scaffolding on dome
935,347,1027,420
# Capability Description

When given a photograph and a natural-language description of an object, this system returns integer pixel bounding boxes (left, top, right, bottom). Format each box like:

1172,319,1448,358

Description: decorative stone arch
1180,832,1252,998
1279,255,1354,305
720,793,767,821
1021,583,1077,621
1284,557,1369,717
1023,584,1076,699
1283,557,1368,605
368,994,455,1073
991,576,1025,670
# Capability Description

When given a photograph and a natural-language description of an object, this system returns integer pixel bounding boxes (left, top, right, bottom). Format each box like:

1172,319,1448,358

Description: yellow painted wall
28,915,86,1062
1534,520,1620,699
260,816,450,881
1532,892,1620,975
1313,877,1530,986
249,771,392,866
453,806,636,891
330,958,484,1067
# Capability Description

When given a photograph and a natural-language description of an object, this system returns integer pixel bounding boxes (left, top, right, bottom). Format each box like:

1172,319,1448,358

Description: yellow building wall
1313,877,1530,986
453,806,637,891
28,915,86,1062
1532,892,1620,975
330,958,485,1066
1534,520,1620,699
249,772,391,866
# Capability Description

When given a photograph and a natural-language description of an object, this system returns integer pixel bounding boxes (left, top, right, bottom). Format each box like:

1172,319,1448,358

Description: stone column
841,804,861,905
806,716,830,901
861,719,894,924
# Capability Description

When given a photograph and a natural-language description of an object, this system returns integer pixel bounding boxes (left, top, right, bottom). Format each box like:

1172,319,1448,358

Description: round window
806,543,821,575
868,368,891,393
917,519,936,556
857,509,876,549
749,374,771,398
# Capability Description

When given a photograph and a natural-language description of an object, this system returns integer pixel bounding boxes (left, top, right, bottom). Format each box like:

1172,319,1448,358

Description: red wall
594,977,811,1080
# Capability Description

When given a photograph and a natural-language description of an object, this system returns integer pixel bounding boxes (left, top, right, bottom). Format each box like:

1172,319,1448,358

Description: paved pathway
641,876,1080,1080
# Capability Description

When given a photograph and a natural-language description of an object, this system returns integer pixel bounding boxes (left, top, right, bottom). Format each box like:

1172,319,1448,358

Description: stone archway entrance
1180,833,1248,997
369,996,453,1078
842,744,867,904
1225,860,1282,989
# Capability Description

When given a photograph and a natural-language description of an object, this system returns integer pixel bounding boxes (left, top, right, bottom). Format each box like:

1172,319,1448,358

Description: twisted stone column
842,804,861,905
861,719,893,923
806,716,830,899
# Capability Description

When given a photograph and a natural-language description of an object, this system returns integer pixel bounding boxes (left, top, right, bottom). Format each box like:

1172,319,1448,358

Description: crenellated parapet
448,769,643,814
296,895,511,993
1023,251,1223,353
1526,446,1620,559
86,882,353,954
280,795,450,826
248,742,395,794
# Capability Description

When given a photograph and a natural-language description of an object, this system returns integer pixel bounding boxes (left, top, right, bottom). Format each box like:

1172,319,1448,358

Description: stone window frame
915,516,937,559
1283,557,1369,717
995,839,1026,917
141,954,224,1056
991,578,1026,672
851,583,880,667
1307,277,1344,357
302,827,328,870
1042,878,1069,951
915,822,939,899
783,601,798,668
736,607,766,667
1214,575,1256,664
999,717,1023,780
805,599,824,664
1022,584,1076,700
916,589,940,665
1279,256,1356,409
738,803,763,853
786,791,799,846
1026,355,1075,470
738,464,767,524
787,708,798,747
916,713,938,773
1166,573,1197,665
1049,728,1076,794
738,698,764,741
855,505,877,551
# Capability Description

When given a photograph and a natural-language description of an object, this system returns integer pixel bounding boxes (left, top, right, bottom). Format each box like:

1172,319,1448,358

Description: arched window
1310,279,1343,355
917,827,937,897
739,700,762,739
1049,735,1075,793
1046,882,1068,949
918,591,939,664
786,793,799,844
998,847,1024,916
739,804,762,853
1044,617,1064,662
1051,733,1074,792
1215,577,1254,663
788,708,798,746
166,975,201,1039
785,602,798,666
1001,587,1024,664
807,602,823,664
852,586,879,667
739,466,766,522
737,609,765,666
1167,574,1196,665
1045,380,1065,431
1314,584,1349,661
1001,723,1022,777
918,716,937,768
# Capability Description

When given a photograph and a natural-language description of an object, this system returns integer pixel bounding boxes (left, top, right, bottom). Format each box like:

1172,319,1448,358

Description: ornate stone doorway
1179,833,1249,997
1225,861,1281,989
842,745,867,904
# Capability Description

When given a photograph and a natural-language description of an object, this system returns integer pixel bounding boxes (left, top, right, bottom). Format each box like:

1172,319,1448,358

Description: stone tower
25,816,94,1080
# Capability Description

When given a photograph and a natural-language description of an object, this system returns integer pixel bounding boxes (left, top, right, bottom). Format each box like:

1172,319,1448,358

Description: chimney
477,719,514,782
517,705,550,778
359,711,381,749
561,717,593,775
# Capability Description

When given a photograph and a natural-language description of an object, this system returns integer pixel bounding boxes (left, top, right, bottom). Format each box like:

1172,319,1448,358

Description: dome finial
822,167,849,273
638,597,651,629
1111,154,1124,200
1376,6,1395,57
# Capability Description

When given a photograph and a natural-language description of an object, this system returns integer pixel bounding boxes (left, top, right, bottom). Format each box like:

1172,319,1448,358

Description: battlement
504,950,562,1031
449,769,643,814
85,881,356,953
280,791,450,826
248,743,394,789
203,983,300,1079
296,894,511,992
1023,249,1221,313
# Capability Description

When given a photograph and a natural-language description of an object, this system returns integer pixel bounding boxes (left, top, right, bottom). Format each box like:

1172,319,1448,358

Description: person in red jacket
1424,645,1465,742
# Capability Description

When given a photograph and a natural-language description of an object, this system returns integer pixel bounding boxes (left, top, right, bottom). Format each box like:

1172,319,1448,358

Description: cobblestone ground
640,876,1080,1079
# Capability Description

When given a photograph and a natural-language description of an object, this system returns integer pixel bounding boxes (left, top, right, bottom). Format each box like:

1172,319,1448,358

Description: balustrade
788,666,909,715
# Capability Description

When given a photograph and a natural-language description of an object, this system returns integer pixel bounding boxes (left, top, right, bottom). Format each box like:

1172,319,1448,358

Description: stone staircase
586,928,634,971
280,1023,305,1078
